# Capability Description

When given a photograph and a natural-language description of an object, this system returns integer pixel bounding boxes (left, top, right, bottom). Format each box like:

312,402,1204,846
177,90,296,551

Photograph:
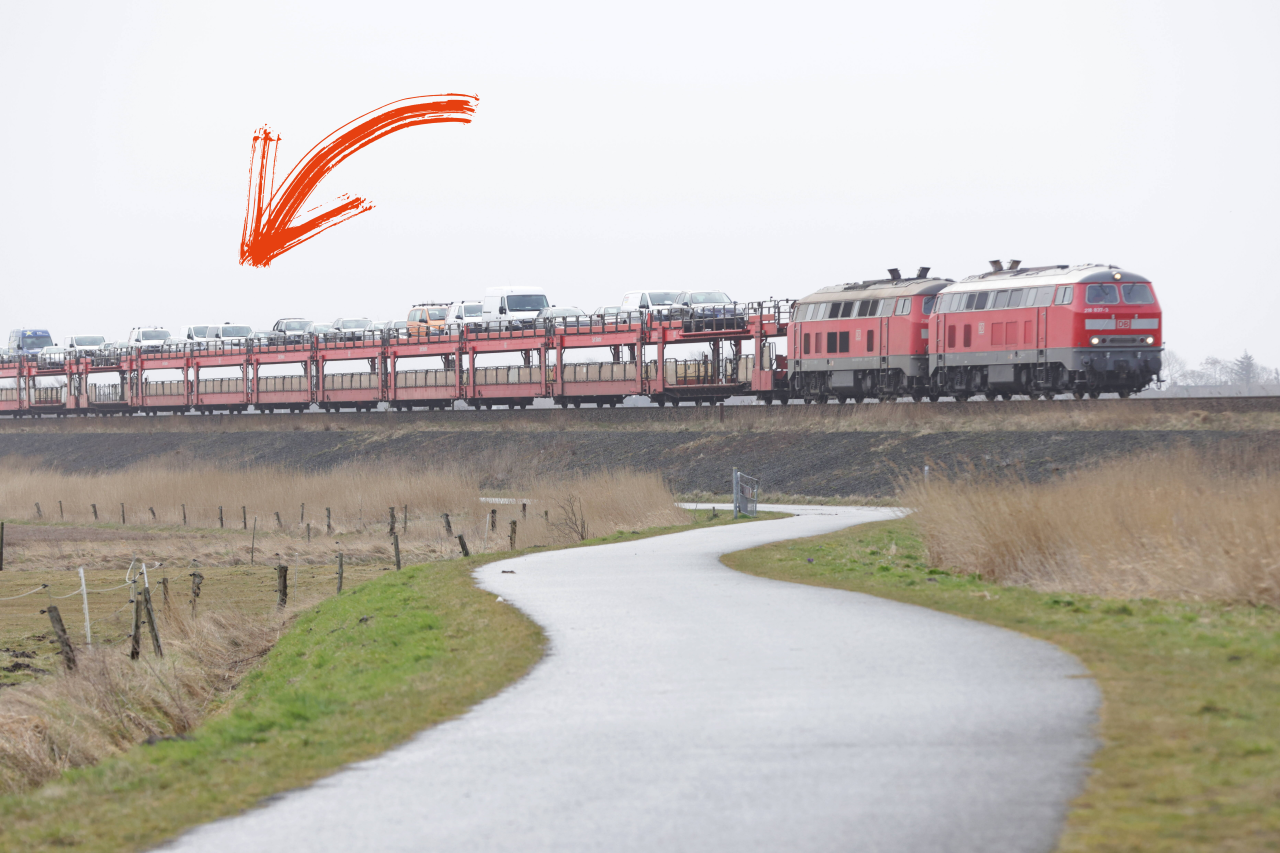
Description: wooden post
190,571,203,617
307,522,311,542
337,553,344,592
276,564,288,608
242,506,247,530
521,502,527,519
91,503,98,521
161,576,170,610
442,513,452,535
388,506,396,536
489,508,497,531
58,500,63,520
121,503,126,524
403,504,408,532
142,587,163,658
218,506,224,528
35,502,42,519
250,517,258,564
46,606,75,671
149,507,157,522
130,590,143,660
544,509,549,522
300,503,305,524
393,534,401,570
0,521,4,571
275,511,282,528
509,519,517,550
457,534,470,557
182,503,187,525
326,507,332,534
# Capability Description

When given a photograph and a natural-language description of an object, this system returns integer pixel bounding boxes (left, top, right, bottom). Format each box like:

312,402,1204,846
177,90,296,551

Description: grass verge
721,518,1280,853
0,507,778,852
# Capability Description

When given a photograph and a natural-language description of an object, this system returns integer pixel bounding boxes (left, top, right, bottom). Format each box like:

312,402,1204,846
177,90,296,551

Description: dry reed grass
0,606,283,794
902,447,1280,605
0,460,688,570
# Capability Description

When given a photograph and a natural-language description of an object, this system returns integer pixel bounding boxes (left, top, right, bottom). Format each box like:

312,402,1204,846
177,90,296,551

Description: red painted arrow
240,94,477,267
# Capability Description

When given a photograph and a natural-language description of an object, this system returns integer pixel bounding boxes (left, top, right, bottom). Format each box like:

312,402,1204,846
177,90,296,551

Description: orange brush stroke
240,94,477,267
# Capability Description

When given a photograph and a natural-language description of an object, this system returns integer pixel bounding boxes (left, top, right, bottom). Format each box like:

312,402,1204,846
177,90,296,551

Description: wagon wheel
1000,393,1012,401
984,391,998,402
928,394,940,403
910,392,923,403
1088,391,1101,399
1072,390,1085,400
1118,389,1131,399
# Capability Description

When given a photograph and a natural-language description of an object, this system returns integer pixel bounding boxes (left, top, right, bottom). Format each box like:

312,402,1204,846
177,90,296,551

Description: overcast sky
2,0,1277,367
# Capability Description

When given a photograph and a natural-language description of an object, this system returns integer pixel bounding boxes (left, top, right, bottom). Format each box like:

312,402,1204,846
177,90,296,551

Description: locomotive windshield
921,295,936,315
1121,283,1154,304
1085,284,1120,305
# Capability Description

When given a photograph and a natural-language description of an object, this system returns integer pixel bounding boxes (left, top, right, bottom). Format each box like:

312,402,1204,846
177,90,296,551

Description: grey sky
1,0,1276,366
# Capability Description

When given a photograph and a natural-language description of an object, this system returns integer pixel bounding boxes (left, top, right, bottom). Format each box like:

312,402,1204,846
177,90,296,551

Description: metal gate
732,468,759,518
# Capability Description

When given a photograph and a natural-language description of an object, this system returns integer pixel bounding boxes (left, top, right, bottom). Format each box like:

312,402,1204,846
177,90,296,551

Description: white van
126,327,173,351
619,290,682,316
481,287,550,330
206,323,253,346
447,300,484,327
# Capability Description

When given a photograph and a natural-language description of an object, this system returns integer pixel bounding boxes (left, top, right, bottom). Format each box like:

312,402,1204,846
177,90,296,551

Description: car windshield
462,304,482,316
1085,284,1120,305
139,330,170,341
21,333,54,349
1121,283,1154,304
546,308,581,317
311,324,333,333
426,308,449,320
506,294,549,312
689,291,732,304
339,319,371,329
282,321,309,332
218,326,251,337
647,292,681,306
190,325,209,337
73,336,105,346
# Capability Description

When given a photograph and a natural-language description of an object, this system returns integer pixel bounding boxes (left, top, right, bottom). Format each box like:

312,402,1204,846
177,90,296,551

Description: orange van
407,302,451,334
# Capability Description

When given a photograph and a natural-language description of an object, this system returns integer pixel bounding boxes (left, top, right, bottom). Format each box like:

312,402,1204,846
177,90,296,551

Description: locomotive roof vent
917,266,930,278
989,260,1003,272
888,268,901,280
1008,259,1022,270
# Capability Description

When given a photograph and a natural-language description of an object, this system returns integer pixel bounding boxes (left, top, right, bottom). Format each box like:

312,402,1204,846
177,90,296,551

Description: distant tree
1231,351,1259,387
1163,351,1189,385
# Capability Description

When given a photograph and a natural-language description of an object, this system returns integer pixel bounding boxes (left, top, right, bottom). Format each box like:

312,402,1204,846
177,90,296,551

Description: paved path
165,506,1098,853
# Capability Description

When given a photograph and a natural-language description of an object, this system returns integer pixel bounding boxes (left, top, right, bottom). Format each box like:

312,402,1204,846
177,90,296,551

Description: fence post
403,504,408,532
242,506,247,530
509,519,517,550
149,507,157,522
58,500,63,520
300,503,305,525
489,508,497,531
77,566,91,646
336,553,344,592
190,572,204,617
121,503,126,525
393,534,401,570
182,503,187,525
0,521,4,571
326,507,332,535
161,576,170,611
457,534,470,557
389,507,396,536
521,502,527,520
276,565,288,608
275,511,282,529
130,591,143,660
35,502,42,519
143,587,163,658
307,522,311,542
47,606,76,671
91,503,98,521
218,506,224,528
442,513,452,535
732,467,739,519
250,517,258,564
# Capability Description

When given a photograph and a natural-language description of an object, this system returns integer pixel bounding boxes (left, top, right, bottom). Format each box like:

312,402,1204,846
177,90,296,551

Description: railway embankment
0,399,1276,498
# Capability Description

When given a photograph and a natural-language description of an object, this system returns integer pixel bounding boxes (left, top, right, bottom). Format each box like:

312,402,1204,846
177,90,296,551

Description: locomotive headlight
1144,336,1155,345
1090,336,1101,345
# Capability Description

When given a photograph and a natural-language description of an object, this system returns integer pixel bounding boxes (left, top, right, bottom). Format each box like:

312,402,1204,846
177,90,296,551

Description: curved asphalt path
165,506,1098,853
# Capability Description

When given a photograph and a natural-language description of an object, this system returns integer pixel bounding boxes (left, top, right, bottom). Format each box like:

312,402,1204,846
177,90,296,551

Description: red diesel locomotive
787,261,1163,402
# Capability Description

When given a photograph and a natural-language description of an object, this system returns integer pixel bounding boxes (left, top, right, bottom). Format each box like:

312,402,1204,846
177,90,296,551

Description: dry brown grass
0,461,688,572
0,605,283,794
902,447,1280,605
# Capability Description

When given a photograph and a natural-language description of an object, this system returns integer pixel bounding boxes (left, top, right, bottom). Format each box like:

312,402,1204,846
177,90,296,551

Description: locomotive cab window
1121,283,1154,304
963,293,977,311
829,302,842,317
1007,289,1024,308
1085,284,1120,305
921,295,937,315
974,292,990,310
992,291,1009,310
841,301,855,318
895,298,911,315
1055,285,1074,305
1035,286,1054,306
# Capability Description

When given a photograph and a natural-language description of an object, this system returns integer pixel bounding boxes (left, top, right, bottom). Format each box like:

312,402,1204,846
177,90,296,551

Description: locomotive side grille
1089,336,1150,346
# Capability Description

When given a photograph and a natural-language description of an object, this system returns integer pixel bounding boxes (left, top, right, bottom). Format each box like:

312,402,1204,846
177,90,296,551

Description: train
0,261,1163,416
786,261,1162,403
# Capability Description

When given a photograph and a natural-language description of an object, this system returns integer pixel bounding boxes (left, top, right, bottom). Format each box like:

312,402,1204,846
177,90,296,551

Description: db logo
1118,319,1131,329
978,323,985,334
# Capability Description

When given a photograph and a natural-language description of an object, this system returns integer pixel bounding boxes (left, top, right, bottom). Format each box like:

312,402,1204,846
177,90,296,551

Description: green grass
0,508,781,852
721,518,1280,853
